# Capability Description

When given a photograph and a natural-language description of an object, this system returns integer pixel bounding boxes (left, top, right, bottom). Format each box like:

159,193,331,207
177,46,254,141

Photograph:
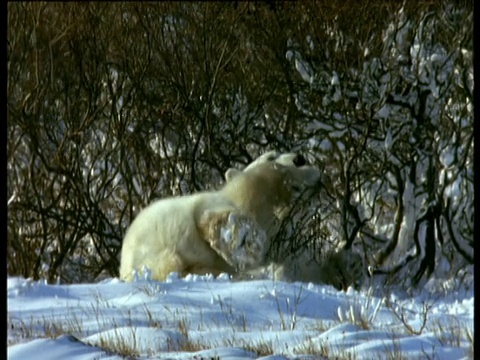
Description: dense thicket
7,1,473,285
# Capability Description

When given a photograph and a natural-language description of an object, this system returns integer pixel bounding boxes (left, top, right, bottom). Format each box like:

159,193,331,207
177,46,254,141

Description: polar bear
119,150,321,282
268,249,365,290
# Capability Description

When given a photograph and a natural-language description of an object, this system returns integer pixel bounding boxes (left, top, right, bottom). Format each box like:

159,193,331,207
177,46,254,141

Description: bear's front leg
198,210,268,271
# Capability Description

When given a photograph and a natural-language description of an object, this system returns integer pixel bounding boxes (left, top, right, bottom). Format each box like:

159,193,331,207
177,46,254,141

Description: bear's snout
293,154,306,167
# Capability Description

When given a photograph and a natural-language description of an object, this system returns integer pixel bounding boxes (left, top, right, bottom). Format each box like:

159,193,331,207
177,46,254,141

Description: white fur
119,151,321,282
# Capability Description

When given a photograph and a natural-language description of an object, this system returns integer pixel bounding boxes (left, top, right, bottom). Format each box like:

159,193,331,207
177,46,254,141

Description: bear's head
224,151,322,223
225,150,322,198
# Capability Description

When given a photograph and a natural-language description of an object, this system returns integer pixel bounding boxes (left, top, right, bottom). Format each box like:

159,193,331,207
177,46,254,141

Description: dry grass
336,287,384,330
8,284,472,359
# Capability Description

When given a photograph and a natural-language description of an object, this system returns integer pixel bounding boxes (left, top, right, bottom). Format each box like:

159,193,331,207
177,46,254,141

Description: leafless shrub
8,1,473,286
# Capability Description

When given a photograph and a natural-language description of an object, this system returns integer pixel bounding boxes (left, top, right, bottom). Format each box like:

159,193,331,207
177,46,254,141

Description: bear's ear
225,168,242,182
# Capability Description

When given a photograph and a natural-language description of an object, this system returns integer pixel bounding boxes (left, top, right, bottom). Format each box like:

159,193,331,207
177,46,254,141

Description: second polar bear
119,150,322,281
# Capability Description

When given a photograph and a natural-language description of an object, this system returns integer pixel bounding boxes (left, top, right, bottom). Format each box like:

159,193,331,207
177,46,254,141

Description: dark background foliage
7,1,473,286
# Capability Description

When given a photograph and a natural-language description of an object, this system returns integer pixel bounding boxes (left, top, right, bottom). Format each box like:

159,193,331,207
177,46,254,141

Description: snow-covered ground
8,273,473,360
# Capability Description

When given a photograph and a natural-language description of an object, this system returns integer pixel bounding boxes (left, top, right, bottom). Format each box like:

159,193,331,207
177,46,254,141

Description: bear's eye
293,154,306,167
292,185,302,193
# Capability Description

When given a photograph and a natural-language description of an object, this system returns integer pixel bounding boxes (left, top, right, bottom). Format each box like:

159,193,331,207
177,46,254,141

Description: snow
8,274,473,360
6,10,474,358
295,59,314,84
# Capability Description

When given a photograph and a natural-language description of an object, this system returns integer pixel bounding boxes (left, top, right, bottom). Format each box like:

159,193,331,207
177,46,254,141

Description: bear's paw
201,211,268,271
